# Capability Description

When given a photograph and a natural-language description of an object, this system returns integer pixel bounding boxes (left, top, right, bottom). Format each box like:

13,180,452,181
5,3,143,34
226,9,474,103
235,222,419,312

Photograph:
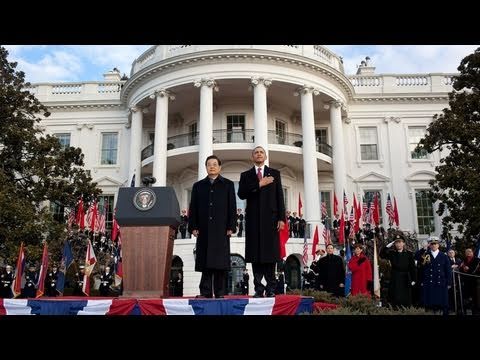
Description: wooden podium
116,187,180,298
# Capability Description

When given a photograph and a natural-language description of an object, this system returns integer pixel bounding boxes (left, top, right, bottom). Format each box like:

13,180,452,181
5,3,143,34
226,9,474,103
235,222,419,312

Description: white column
128,106,143,187
251,77,272,162
298,86,321,227
330,100,347,211
194,79,217,180
152,90,175,186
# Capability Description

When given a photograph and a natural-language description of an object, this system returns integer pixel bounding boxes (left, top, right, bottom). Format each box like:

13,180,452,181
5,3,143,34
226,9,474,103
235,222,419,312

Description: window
188,122,198,146
98,195,114,231
275,120,286,145
415,190,435,235
409,126,428,159
101,133,118,165
55,133,71,150
364,190,383,225
316,128,328,144
50,202,65,223
359,127,378,160
227,115,245,142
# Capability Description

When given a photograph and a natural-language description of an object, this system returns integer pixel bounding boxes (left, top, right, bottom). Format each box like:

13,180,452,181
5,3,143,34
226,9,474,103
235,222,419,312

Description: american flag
362,197,368,223
386,193,395,225
349,207,356,238
321,202,327,218
323,222,331,246
302,231,308,266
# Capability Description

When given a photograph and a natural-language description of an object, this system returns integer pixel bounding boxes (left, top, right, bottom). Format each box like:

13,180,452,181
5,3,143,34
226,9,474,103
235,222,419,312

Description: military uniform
99,270,113,296
421,241,451,315
46,268,59,296
73,269,86,296
22,268,38,298
0,268,14,298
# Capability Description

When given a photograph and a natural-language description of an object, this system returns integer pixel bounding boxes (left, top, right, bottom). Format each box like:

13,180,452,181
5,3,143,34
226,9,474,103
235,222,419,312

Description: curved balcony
131,45,344,76
140,129,332,161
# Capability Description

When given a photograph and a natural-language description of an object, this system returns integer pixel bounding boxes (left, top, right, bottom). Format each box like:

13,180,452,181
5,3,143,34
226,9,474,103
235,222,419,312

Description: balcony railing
131,45,345,75
141,129,332,160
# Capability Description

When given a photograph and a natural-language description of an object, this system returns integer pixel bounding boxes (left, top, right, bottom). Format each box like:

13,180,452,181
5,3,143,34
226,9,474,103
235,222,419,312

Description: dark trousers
252,262,276,296
199,269,226,298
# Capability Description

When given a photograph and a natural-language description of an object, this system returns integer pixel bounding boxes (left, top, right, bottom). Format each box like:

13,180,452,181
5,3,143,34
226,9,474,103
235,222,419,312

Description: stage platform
0,294,314,315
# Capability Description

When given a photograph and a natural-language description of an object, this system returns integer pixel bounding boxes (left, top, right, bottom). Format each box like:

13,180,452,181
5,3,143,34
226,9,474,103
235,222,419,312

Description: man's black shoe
266,292,276,298
215,295,225,299
196,294,213,298
253,292,263,298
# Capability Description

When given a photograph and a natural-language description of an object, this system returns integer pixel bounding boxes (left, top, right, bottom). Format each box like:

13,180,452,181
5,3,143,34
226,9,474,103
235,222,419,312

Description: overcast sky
3,45,479,83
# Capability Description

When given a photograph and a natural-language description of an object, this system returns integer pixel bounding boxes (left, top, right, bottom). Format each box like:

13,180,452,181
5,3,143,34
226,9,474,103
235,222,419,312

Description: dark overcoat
381,249,417,307
188,176,237,271
318,254,346,297
421,251,451,308
238,166,286,263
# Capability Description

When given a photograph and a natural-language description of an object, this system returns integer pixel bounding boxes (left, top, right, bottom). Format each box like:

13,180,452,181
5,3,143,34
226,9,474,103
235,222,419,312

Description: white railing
51,84,82,94
97,83,122,93
349,76,382,87
23,81,124,102
23,85,38,94
131,45,345,75
444,75,455,85
349,73,457,94
396,75,429,86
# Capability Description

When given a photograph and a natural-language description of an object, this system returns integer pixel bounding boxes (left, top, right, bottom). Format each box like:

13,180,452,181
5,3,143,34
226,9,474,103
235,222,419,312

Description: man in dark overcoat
238,146,286,297
188,155,237,298
380,234,416,307
420,236,451,315
318,244,345,297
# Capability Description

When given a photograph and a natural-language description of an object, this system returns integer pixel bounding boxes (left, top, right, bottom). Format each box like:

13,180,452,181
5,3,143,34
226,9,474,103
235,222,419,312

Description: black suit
238,165,286,296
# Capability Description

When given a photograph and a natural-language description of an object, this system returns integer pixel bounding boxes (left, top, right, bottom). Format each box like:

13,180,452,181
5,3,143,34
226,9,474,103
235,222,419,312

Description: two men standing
189,147,285,298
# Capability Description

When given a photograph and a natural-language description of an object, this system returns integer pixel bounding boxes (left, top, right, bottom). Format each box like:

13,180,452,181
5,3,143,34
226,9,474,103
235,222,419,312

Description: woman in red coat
348,244,372,296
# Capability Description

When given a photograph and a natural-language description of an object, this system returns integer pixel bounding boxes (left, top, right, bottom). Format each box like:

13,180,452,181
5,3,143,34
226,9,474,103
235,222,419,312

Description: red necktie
257,168,262,181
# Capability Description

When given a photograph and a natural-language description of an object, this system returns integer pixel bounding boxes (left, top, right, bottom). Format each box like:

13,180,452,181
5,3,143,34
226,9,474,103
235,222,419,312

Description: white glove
411,281,415,286
386,241,395,248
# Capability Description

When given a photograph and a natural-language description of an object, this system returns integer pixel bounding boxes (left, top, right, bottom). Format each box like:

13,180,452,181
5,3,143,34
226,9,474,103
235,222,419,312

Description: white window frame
99,131,120,166
404,124,433,167
354,124,384,167
54,132,72,149
412,188,436,237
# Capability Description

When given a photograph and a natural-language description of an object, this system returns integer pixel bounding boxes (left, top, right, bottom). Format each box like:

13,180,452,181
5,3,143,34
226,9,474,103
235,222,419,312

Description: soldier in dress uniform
72,265,86,296
0,265,14,298
99,266,113,296
380,234,417,308
420,236,451,315
46,265,59,297
22,264,38,298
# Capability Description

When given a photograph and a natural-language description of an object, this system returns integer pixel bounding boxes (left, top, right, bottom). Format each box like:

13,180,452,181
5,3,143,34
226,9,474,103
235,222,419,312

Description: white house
31,45,454,296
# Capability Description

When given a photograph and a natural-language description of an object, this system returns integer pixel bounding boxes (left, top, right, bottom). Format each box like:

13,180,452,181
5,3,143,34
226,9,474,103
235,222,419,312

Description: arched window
285,255,301,290
227,254,246,295
170,256,184,297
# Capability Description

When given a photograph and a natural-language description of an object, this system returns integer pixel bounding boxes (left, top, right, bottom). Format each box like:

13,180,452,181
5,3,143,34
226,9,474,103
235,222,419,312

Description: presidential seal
133,188,156,211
